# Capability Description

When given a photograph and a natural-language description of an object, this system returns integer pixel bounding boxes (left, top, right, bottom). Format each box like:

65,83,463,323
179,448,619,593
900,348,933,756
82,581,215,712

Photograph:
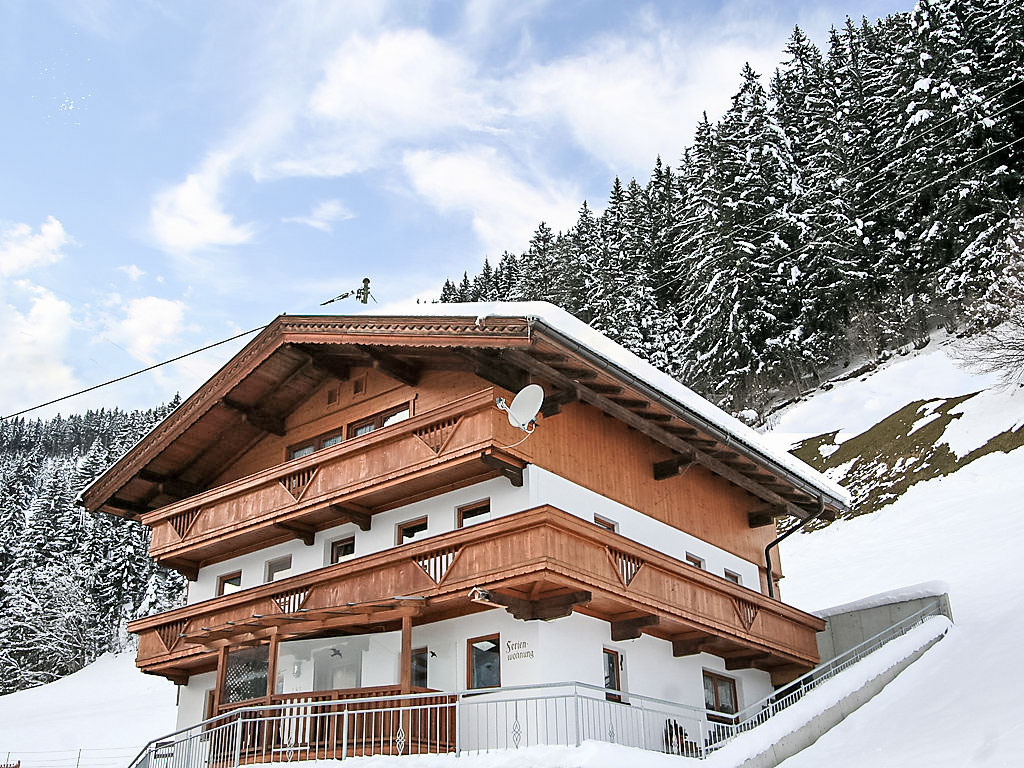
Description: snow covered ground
1,335,1021,767
0,653,177,768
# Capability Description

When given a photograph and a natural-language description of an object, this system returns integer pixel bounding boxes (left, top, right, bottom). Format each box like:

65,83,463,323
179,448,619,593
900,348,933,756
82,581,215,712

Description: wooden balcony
140,388,525,573
131,506,825,685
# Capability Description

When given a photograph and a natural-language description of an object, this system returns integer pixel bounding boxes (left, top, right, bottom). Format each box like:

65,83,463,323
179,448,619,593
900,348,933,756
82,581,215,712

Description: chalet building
81,302,849,749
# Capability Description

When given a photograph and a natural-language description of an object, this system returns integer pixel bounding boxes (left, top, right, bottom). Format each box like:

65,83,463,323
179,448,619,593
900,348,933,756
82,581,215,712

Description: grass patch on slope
791,391,1024,519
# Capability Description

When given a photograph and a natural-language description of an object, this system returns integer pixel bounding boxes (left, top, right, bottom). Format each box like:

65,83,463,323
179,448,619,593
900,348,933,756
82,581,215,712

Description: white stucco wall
187,466,761,606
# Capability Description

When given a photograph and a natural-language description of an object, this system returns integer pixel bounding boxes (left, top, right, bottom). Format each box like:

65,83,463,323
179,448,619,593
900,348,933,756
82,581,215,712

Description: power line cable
1,326,266,421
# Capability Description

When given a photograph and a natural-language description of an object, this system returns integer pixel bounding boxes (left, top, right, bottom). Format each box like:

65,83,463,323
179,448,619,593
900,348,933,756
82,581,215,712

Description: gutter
765,495,827,599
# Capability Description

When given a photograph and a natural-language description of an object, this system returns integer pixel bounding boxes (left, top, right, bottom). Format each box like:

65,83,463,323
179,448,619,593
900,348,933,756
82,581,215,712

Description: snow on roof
813,581,950,618
357,301,850,507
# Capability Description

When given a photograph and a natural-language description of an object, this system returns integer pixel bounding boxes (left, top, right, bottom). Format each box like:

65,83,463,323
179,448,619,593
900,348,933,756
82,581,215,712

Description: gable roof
80,302,848,519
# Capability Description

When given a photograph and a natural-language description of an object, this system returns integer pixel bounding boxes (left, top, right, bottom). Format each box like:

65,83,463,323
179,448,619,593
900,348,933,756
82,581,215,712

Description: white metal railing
121,600,948,767
704,599,948,746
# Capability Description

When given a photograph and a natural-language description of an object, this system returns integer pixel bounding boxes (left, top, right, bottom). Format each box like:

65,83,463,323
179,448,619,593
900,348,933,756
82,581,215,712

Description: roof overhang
80,306,849,522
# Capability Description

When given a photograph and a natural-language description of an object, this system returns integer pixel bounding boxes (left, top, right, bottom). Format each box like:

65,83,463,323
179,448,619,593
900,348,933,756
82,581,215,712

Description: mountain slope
773,337,1024,766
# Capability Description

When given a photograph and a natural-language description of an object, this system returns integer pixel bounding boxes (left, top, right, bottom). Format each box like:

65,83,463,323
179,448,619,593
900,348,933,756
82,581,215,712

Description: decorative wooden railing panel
272,586,311,614
415,545,460,584
132,507,824,681
145,390,506,562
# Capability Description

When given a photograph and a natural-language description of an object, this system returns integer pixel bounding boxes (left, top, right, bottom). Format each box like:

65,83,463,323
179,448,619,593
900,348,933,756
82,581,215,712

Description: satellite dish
497,384,545,432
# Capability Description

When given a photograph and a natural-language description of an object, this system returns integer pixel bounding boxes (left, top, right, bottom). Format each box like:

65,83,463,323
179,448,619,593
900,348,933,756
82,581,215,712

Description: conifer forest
1,0,1023,694
442,0,1024,416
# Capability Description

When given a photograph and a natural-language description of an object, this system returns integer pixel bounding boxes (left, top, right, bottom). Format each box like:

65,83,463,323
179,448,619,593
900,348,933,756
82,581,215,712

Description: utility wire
1,326,266,421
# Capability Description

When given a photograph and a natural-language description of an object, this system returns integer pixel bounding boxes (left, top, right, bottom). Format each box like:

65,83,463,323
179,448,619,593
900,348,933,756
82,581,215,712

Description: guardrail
121,599,948,767
705,598,948,742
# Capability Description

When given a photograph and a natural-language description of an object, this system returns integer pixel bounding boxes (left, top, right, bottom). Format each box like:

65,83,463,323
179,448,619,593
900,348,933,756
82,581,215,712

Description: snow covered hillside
0,653,176,768
773,336,1024,767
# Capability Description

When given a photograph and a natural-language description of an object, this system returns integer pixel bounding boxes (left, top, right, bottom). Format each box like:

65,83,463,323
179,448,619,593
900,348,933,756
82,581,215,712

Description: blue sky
0,0,911,419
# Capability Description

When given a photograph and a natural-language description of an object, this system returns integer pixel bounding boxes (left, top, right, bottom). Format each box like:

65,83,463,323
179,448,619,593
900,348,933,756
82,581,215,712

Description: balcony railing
130,506,824,678
141,388,518,566
127,602,950,768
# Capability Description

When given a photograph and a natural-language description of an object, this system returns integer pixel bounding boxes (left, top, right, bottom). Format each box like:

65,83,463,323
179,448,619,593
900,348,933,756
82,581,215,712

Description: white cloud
117,264,145,281
282,199,354,232
0,216,72,277
0,287,77,416
150,152,255,255
104,296,188,364
510,23,789,174
403,146,580,255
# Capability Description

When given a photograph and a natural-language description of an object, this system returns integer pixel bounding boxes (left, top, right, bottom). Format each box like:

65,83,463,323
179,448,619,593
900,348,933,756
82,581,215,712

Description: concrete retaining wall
817,593,953,662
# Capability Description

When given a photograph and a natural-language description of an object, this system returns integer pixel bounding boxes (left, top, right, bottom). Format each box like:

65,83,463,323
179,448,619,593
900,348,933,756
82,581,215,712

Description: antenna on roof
496,384,545,447
321,277,375,306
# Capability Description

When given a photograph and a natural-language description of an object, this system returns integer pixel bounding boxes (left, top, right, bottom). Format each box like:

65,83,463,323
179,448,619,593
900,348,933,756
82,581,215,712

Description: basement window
265,555,293,583
396,516,429,545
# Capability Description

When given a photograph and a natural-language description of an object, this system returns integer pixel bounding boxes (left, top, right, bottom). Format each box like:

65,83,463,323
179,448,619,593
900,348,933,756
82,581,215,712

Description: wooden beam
275,521,315,546
748,505,786,528
653,454,694,481
221,397,286,436
610,615,660,641
671,634,716,657
137,470,200,499
480,452,524,487
725,653,774,671
471,588,591,621
327,503,372,531
540,389,577,418
458,349,528,394
356,345,421,387
503,350,811,518
105,497,151,517
770,664,808,687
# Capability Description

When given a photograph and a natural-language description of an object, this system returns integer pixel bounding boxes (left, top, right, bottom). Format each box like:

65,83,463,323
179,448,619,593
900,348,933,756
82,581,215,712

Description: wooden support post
400,613,413,694
213,645,229,714
266,630,280,704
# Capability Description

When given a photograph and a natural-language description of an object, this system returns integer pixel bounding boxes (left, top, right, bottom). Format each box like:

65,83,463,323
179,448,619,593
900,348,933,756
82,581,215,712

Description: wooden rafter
356,345,421,386
221,397,286,436
503,350,814,519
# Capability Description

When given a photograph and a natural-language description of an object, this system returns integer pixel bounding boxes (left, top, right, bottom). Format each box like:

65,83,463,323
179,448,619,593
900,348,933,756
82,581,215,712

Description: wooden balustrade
141,389,517,568
131,506,825,684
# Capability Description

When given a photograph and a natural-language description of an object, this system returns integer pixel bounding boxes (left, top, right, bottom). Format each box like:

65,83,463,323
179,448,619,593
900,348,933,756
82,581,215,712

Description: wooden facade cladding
141,388,521,570
130,506,824,683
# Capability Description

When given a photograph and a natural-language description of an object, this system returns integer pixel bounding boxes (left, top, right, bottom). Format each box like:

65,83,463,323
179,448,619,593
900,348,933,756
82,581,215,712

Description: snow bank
354,301,849,506
813,581,950,618
0,652,177,754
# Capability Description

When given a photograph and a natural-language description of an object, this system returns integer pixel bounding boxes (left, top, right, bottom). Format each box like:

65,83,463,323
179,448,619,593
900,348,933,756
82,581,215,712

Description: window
457,500,490,528
411,647,429,689
216,571,242,596
265,555,292,583
703,671,738,716
467,634,500,689
329,536,356,564
685,553,706,570
593,515,618,533
723,570,742,585
349,404,411,438
396,516,429,545
326,387,339,405
603,648,622,702
352,375,367,396
288,429,344,460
